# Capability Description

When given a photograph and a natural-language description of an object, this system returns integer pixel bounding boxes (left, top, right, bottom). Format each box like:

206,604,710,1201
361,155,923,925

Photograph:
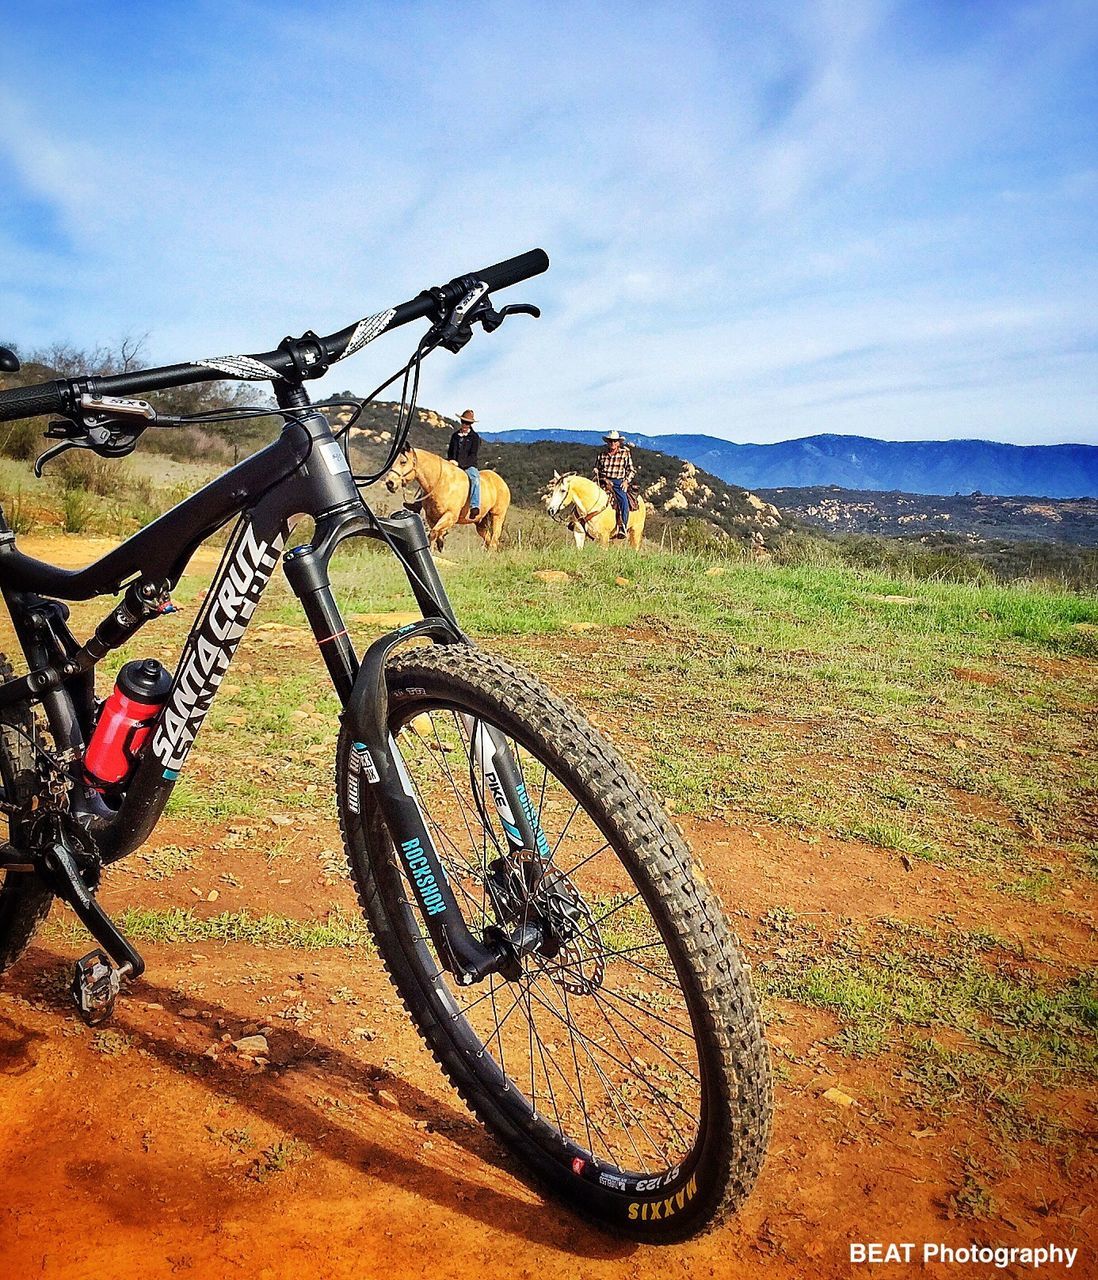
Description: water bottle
83,658,173,791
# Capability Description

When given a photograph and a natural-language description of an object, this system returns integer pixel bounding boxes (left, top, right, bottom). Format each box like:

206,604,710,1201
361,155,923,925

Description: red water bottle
84,659,173,791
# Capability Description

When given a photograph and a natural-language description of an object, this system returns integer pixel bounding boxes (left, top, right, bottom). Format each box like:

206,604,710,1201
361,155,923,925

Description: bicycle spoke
527,973,674,1167
382,693,712,1183
585,984,691,1153
524,976,698,1128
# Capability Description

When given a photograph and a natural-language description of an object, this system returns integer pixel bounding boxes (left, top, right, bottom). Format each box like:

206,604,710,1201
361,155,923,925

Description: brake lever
34,439,82,478
479,302,541,334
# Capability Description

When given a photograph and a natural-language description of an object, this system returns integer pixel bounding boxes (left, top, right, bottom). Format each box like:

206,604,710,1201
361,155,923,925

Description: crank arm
40,841,145,978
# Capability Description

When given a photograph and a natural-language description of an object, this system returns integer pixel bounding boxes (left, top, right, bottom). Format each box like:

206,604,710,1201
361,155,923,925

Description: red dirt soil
1,810,1094,1280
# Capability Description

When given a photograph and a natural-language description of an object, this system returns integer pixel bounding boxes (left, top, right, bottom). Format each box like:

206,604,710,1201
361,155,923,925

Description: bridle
391,452,435,504
548,477,611,532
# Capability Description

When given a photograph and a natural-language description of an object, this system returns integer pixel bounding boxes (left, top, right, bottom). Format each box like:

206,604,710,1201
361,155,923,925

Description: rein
553,482,611,532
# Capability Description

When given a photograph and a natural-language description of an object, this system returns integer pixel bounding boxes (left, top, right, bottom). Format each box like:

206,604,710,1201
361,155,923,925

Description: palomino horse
385,447,510,552
543,472,646,549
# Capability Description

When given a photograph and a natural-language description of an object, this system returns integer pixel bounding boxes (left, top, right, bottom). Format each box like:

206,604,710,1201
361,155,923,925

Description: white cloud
0,0,1094,445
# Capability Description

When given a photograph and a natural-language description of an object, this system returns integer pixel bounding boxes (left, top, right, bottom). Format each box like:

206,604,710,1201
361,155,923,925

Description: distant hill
486,430,1098,500
758,486,1098,547
336,401,792,547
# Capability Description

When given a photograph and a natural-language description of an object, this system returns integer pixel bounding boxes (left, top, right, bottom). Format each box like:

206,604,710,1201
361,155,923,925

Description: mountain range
486,430,1098,500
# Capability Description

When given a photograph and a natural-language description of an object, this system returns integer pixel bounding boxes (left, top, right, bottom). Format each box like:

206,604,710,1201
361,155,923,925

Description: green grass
757,908,1098,1139
307,545,1098,655
45,906,374,950
4,524,1089,876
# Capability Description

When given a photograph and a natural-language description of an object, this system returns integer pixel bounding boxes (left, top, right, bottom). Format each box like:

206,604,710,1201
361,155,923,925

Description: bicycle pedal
71,949,122,1025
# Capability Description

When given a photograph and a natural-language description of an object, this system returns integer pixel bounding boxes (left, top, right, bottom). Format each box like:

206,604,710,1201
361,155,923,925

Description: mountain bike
0,250,771,1240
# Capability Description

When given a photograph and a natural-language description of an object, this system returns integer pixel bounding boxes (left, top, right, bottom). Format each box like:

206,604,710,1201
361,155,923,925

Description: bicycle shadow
0,1011,48,1075
4,949,634,1260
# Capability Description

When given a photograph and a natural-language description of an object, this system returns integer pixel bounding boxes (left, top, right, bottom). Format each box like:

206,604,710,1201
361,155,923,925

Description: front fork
285,504,549,985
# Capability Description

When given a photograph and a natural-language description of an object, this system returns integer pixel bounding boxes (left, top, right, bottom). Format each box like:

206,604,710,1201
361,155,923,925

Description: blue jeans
610,479,629,527
465,467,481,511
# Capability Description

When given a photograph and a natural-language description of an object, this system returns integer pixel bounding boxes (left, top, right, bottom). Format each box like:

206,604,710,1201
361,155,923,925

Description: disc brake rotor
532,869,606,996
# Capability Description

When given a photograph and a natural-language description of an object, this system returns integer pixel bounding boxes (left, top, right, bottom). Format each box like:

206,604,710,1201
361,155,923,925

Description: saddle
599,484,640,513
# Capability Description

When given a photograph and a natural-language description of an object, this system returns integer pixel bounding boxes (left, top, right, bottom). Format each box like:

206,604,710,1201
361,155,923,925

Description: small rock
614,576,631,586
822,1087,855,1108
179,1007,199,1019
232,1034,270,1056
207,889,219,902
534,569,571,584
705,565,726,577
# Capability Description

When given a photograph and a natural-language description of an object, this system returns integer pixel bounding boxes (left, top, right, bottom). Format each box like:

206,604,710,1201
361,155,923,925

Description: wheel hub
485,857,605,995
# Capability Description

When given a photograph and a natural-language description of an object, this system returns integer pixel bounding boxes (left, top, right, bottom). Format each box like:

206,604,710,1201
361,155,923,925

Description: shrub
55,452,120,496
0,418,43,461
4,489,34,534
61,487,93,533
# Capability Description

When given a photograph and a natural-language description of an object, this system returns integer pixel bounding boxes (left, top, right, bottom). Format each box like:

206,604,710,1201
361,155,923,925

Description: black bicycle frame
0,401,547,984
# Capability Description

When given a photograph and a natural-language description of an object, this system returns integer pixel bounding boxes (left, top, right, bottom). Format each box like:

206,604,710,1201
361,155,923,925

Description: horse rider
447,409,482,519
593,429,635,539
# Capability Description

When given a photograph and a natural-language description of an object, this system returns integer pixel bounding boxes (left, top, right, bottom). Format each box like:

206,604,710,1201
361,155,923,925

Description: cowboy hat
458,409,477,424
602,429,626,442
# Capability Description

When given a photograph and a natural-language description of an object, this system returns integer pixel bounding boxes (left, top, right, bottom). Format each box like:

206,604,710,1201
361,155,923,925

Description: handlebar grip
471,248,550,293
0,380,66,424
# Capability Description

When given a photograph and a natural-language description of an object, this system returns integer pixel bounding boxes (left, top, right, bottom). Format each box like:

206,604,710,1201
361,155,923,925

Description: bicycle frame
0,400,546,984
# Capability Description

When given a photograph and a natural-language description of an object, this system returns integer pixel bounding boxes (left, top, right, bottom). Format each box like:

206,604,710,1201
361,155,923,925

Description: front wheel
337,645,771,1241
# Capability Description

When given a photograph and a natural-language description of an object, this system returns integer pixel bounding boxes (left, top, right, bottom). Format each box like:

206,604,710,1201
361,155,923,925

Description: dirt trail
1,812,1094,1279
14,534,225,575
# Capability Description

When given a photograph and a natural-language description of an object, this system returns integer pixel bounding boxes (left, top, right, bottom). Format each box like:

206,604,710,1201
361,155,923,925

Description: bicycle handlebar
0,248,550,424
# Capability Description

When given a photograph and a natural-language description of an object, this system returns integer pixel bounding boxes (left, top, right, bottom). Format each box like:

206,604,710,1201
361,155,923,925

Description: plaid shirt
593,446,635,486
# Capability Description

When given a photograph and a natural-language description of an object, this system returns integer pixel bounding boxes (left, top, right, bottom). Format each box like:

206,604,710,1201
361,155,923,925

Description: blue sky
1,1,1096,444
